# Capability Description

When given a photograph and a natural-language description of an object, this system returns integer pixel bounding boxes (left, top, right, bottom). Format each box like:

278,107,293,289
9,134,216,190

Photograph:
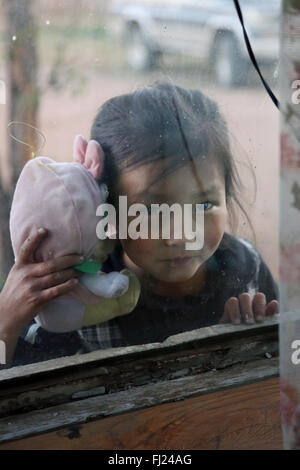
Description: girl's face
116,156,227,284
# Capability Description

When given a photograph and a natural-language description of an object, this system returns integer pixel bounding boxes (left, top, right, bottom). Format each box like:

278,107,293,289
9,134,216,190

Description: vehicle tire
124,23,159,71
211,32,249,87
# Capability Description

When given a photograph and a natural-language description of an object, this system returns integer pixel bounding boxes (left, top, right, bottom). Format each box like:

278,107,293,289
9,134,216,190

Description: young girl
77,81,279,351
0,81,279,366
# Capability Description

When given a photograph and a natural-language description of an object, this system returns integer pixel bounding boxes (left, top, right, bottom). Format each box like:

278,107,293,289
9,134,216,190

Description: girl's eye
202,201,214,211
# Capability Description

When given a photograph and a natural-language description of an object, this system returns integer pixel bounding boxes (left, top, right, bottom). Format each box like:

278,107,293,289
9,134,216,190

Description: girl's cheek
204,212,226,250
121,238,156,263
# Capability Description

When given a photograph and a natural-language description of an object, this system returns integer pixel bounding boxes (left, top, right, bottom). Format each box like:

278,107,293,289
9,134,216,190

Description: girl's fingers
265,300,279,316
220,297,240,324
17,228,48,265
252,293,266,323
38,278,78,305
37,268,81,290
32,254,84,277
220,293,278,326
238,293,255,324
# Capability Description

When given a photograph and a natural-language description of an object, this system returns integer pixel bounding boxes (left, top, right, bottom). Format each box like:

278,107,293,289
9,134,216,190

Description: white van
109,0,280,87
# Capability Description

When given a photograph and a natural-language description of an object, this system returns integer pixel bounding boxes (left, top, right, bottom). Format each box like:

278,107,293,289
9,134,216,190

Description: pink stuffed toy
9,135,140,333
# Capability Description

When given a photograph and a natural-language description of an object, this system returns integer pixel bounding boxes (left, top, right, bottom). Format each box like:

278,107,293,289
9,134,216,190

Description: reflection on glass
0,0,279,368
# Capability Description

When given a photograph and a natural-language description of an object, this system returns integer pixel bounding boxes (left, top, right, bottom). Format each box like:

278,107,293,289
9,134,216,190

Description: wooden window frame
0,316,279,444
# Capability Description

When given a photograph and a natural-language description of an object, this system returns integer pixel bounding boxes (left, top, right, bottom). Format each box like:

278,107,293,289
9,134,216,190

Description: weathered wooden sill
0,315,279,444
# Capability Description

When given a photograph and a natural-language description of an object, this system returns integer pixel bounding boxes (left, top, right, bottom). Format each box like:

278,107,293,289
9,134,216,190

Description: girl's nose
163,236,185,247
162,215,192,247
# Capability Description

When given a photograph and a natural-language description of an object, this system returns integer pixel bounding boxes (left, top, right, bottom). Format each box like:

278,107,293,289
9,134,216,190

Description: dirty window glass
0,0,280,368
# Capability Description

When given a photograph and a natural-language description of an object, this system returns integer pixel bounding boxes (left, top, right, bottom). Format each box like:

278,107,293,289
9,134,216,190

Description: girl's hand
219,292,279,325
0,228,83,336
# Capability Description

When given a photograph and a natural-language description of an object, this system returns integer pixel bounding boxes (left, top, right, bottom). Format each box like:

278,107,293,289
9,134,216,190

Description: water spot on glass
0,80,6,104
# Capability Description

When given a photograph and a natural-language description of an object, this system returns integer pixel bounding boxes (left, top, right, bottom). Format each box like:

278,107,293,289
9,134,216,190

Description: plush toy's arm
79,272,129,298
82,269,141,327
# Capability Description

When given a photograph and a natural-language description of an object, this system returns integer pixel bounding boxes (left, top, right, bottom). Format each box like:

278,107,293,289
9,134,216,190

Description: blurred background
0,0,280,288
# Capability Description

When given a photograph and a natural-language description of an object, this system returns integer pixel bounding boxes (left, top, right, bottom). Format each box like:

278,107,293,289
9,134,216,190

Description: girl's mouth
164,256,193,267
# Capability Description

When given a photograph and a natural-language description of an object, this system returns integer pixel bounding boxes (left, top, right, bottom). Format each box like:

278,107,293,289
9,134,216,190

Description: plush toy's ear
73,134,88,164
73,134,104,180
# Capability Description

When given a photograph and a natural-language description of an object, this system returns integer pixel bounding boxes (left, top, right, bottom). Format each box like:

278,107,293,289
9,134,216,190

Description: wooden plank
0,329,278,417
0,377,282,450
0,357,278,444
0,316,278,384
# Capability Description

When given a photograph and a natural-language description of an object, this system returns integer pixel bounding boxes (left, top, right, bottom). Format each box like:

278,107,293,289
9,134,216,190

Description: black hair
90,80,255,245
